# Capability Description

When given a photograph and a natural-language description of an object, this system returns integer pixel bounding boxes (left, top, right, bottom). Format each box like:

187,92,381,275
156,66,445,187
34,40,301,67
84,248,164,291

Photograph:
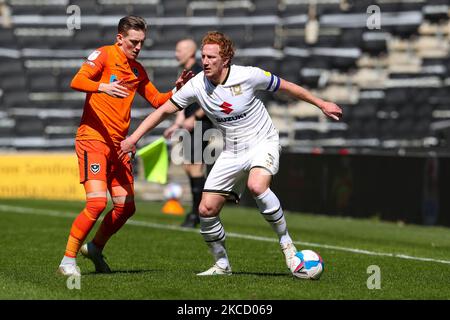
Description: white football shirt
170,65,281,153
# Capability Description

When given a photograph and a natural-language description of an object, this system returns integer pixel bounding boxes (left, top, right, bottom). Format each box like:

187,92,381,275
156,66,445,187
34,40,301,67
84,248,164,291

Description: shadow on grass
82,269,162,276
219,271,289,277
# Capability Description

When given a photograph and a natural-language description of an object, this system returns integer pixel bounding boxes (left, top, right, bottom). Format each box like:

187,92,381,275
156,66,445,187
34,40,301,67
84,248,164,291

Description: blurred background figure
305,3,319,45
0,0,12,28
164,38,213,228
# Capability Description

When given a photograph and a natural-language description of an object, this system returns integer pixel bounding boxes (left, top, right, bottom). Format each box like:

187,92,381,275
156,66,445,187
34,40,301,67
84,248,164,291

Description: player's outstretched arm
120,100,179,155
278,78,342,121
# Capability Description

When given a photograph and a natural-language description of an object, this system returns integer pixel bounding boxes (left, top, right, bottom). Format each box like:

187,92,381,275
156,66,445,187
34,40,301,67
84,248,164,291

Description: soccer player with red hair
121,31,342,276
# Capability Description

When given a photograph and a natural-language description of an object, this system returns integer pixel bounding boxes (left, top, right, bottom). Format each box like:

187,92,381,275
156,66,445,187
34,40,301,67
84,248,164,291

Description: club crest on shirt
230,84,242,96
90,163,101,174
132,67,139,77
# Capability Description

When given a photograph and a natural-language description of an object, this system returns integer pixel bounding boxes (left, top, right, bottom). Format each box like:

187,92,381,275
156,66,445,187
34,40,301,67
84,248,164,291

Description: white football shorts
203,139,281,202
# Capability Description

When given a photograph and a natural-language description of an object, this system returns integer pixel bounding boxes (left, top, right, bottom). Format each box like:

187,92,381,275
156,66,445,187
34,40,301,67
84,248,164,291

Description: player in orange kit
57,16,193,276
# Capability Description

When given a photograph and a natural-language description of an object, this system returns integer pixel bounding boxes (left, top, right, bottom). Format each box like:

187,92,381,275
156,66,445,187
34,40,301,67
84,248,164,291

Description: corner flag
136,137,168,184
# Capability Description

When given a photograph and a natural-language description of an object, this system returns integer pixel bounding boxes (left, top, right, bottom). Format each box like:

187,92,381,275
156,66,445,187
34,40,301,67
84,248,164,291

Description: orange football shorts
75,140,133,187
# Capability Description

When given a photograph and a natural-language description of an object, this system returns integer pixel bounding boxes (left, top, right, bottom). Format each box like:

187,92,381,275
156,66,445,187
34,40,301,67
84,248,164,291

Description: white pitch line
1,204,450,265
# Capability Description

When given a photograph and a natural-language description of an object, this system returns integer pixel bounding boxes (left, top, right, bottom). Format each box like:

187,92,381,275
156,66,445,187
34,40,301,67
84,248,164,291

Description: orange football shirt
71,43,173,146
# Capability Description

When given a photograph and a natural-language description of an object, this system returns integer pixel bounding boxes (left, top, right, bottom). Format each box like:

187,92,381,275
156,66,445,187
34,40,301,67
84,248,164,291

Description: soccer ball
289,249,324,280
163,182,183,200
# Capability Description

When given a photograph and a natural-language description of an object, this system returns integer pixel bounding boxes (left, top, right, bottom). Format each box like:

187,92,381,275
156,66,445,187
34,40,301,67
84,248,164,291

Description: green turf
0,198,449,300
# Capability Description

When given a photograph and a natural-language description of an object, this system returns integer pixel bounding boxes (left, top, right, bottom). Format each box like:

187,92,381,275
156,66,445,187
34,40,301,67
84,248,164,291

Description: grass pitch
0,198,449,300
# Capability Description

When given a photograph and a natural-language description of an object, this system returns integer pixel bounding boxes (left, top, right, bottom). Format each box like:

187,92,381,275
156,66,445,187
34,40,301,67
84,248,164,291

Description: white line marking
1,204,450,265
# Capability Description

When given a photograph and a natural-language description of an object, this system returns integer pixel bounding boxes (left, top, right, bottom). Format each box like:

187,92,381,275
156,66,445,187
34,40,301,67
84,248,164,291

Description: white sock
254,188,292,246
60,255,76,266
200,216,230,269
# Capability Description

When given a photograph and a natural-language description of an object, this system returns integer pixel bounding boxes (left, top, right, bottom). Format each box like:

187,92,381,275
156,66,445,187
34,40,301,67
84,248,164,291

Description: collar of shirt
113,43,130,66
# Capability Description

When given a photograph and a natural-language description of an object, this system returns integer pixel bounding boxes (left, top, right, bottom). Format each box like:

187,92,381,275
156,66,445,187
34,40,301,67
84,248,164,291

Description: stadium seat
73,28,105,50
0,28,17,48
101,26,119,44
39,4,68,15
413,117,432,138
0,59,23,76
158,24,190,45
28,74,58,92
253,0,280,15
190,25,217,44
14,115,45,137
316,31,341,47
422,4,449,23
16,33,47,49
2,91,31,108
222,1,254,17
393,23,421,39
100,5,134,16
0,117,14,138
393,117,416,139
279,57,302,83
298,67,323,88
246,25,277,48
46,33,76,50
252,57,279,75
279,1,308,17
10,4,41,15
161,0,188,16
340,0,375,13
385,87,409,105
1,0,448,152
149,67,179,93
187,1,218,17
427,87,450,107
316,2,342,15
58,73,77,92
131,4,160,16
0,74,27,92
400,1,426,11
340,28,363,48
281,27,308,48
361,31,389,55
352,103,377,120
68,0,101,14
219,25,250,49
378,119,398,140
44,116,79,139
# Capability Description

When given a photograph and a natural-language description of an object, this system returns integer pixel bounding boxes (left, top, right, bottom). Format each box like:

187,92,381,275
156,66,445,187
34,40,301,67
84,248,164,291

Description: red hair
201,31,235,66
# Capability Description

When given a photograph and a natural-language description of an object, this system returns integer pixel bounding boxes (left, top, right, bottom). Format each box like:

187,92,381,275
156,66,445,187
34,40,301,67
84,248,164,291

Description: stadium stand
0,0,449,155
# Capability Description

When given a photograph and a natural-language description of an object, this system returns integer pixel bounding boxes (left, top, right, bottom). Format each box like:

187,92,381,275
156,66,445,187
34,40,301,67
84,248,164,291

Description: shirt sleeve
70,48,107,92
169,79,197,111
137,74,173,108
248,66,281,92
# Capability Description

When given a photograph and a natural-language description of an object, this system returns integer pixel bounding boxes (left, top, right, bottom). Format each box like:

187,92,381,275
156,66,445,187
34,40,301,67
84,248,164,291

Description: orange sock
93,202,135,249
64,197,107,257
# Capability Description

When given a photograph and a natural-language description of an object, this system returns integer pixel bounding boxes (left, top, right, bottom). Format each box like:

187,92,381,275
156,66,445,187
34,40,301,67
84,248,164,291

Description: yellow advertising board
0,153,85,200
